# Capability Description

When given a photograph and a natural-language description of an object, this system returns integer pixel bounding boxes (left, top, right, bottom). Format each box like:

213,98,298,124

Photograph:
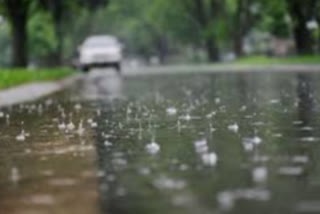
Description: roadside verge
0,74,83,107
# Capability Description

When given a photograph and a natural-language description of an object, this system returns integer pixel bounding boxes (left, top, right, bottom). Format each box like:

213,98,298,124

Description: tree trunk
6,0,29,67
191,0,220,62
233,0,249,57
49,0,64,66
11,15,28,67
205,37,219,62
316,11,320,53
157,36,169,64
52,20,63,65
293,20,313,54
287,0,314,54
234,36,244,57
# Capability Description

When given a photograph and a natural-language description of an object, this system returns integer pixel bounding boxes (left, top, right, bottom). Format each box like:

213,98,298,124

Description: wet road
1,68,320,214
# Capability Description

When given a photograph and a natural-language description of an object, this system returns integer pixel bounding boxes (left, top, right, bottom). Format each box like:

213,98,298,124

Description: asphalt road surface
1,68,320,214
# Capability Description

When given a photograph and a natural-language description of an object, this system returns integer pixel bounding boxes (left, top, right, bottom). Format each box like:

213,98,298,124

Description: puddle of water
1,71,320,214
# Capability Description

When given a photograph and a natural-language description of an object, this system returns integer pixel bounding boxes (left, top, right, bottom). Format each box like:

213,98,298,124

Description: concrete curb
0,73,84,107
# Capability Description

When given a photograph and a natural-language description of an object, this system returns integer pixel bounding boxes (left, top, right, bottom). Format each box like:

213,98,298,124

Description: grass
0,68,75,89
234,55,320,65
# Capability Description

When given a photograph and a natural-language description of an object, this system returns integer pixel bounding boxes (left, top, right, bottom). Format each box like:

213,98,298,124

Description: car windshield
83,37,118,48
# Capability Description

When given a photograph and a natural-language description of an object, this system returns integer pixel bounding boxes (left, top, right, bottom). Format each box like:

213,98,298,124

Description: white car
79,35,123,72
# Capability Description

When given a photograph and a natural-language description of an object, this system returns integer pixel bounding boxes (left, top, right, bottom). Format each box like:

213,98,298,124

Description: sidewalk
0,74,83,107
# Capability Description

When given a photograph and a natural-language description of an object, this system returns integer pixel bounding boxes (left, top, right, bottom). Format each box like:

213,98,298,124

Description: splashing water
228,123,239,133
166,107,177,116
145,142,161,155
201,152,218,166
252,167,268,183
16,130,27,142
194,139,209,154
58,121,66,130
66,121,75,131
10,167,20,183
104,140,113,147
153,175,186,190
76,120,85,136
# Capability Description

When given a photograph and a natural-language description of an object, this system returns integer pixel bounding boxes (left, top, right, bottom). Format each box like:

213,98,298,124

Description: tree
0,0,31,67
181,0,224,62
0,0,109,67
28,11,58,66
89,0,180,64
286,0,316,54
314,1,320,52
0,18,11,66
38,0,109,65
233,0,251,57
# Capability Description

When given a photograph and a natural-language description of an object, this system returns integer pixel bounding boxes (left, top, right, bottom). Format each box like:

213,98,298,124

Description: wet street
1,68,320,214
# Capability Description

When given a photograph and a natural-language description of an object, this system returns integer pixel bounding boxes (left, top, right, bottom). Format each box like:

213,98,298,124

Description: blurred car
78,35,123,72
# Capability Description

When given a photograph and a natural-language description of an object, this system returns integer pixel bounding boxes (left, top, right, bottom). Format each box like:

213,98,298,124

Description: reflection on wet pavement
1,69,320,214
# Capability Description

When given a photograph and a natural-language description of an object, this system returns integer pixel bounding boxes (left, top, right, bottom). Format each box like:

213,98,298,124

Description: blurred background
0,0,319,68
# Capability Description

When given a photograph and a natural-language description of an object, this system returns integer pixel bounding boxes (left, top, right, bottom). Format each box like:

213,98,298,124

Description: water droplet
217,191,235,211
270,99,280,104
218,188,270,211
58,122,66,130
301,137,318,142
252,136,262,144
278,166,303,176
252,167,268,183
166,107,177,116
91,122,98,128
201,152,218,166
179,164,189,171
145,142,160,155
67,122,75,131
301,127,313,131
228,123,239,133
76,120,85,136
74,103,82,111
206,111,216,119
48,178,77,186
292,155,309,164
104,140,113,147
16,130,26,142
194,139,208,154
180,114,192,121
138,167,151,175
153,175,186,190
27,194,56,205
10,167,20,183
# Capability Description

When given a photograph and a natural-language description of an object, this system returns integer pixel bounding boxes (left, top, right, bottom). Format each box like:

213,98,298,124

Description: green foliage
0,0,319,66
257,0,290,38
0,0,109,67
0,68,74,89
28,11,58,61
78,0,183,59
